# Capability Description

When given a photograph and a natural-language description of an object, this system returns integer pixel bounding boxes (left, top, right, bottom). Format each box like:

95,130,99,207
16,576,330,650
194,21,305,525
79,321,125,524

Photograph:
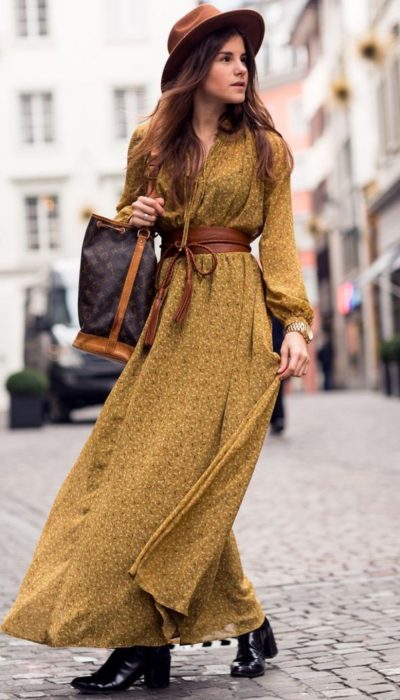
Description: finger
133,202,158,218
298,354,310,374
128,212,155,227
137,196,165,216
277,347,289,374
290,355,303,376
293,349,308,368
278,368,291,380
136,211,156,225
135,211,157,224
279,363,295,380
279,353,302,380
300,358,310,376
277,352,298,377
293,356,309,377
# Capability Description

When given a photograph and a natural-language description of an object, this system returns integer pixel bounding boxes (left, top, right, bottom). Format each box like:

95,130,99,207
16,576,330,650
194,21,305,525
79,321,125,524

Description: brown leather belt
144,226,251,347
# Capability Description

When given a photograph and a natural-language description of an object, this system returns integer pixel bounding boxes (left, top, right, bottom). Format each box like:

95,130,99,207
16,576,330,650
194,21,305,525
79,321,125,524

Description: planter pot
381,361,400,397
381,360,392,395
9,394,44,429
389,361,400,397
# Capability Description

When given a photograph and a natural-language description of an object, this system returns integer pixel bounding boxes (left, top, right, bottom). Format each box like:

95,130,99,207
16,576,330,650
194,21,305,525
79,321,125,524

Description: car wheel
48,393,72,423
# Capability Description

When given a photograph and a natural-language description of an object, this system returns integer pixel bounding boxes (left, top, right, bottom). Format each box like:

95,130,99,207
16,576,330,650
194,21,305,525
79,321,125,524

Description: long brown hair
130,25,293,205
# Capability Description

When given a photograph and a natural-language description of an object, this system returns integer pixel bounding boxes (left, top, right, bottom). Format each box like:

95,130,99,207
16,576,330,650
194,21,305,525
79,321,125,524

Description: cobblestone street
1,390,400,699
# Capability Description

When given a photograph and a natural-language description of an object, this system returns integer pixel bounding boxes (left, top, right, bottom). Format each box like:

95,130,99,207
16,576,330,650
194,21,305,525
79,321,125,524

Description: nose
234,58,246,75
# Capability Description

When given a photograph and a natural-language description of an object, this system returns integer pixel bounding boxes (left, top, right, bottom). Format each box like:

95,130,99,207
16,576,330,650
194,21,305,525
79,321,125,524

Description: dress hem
0,608,266,648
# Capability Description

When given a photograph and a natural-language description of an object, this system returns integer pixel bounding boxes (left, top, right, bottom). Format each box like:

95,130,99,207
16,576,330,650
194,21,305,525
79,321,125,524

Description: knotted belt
143,226,251,347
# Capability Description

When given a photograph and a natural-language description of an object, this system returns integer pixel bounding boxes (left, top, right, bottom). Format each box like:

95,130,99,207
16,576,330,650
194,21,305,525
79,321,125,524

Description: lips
231,83,245,87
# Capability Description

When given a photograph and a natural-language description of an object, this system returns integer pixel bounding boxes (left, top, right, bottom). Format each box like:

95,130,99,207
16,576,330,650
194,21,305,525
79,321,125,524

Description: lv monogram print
77,215,157,347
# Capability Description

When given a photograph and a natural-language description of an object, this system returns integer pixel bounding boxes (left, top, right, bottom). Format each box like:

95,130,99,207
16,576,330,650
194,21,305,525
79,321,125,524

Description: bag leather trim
72,331,133,364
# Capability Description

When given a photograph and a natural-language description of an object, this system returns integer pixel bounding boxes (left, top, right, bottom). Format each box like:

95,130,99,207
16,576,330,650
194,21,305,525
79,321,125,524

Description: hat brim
161,8,265,92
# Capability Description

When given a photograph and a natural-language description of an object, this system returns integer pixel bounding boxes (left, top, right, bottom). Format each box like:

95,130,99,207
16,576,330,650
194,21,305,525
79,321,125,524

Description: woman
1,4,314,694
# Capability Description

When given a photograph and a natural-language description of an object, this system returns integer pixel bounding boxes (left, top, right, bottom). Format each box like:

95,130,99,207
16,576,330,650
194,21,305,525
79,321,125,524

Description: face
198,34,249,105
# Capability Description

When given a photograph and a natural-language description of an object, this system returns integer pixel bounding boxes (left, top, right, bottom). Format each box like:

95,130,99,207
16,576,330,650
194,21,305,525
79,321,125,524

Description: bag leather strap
108,154,158,344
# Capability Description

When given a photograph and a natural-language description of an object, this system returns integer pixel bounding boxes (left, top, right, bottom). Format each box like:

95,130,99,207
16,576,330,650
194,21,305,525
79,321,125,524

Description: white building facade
0,0,195,409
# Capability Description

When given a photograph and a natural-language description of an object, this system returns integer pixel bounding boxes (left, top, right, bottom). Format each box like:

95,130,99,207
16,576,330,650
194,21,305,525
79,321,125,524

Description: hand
128,196,165,228
276,331,310,381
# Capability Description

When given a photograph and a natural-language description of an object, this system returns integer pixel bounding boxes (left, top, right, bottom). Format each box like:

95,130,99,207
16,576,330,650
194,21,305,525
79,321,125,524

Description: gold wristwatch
284,321,314,343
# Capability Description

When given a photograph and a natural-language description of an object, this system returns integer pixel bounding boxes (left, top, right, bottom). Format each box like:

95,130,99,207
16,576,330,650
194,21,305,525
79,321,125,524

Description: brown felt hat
161,3,265,92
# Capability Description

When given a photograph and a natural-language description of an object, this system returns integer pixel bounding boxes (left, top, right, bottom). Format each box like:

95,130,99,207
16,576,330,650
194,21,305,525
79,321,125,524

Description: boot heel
264,620,278,658
144,646,171,689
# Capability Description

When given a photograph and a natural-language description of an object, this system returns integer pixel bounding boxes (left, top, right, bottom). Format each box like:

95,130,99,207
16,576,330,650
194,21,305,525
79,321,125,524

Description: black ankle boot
230,617,278,678
143,645,171,689
70,644,171,693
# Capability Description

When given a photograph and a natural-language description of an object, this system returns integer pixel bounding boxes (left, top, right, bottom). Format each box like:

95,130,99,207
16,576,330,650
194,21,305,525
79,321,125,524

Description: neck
192,91,225,140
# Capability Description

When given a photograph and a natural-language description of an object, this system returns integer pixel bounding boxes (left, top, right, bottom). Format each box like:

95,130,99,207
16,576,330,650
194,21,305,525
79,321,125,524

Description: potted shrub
5,368,50,428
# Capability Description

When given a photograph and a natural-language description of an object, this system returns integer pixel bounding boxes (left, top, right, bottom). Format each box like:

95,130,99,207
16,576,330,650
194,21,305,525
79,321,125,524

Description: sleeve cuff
114,205,133,223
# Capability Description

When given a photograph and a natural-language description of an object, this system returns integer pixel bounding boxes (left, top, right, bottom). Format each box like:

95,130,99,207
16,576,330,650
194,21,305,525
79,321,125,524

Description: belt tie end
144,237,221,347
144,287,167,347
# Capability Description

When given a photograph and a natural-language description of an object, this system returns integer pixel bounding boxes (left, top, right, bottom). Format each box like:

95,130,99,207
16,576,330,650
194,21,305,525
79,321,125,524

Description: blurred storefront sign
337,281,362,316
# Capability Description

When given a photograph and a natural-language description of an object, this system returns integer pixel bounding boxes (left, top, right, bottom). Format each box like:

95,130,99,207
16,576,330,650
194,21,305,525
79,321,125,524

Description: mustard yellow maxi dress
1,122,313,648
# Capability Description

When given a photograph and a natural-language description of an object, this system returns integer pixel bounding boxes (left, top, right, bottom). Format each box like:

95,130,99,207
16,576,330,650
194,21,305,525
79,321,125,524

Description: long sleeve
259,132,314,328
114,122,147,223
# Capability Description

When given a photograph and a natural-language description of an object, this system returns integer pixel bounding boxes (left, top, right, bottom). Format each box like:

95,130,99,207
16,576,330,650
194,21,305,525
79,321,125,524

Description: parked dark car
24,259,123,422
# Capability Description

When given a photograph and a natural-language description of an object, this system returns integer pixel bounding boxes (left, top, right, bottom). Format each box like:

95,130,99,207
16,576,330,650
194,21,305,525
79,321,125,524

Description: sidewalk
1,390,399,699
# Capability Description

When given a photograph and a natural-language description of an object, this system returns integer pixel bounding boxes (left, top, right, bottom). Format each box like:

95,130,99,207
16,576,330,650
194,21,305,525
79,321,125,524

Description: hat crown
162,4,265,91
167,4,221,54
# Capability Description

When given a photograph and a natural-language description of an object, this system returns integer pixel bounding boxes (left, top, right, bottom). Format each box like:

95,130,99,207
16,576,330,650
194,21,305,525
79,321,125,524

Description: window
106,0,147,40
389,54,400,150
370,0,390,21
338,138,353,184
288,97,307,136
262,42,271,74
377,76,389,155
291,151,309,191
293,46,308,70
114,87,147,139
48,287,79,327
312,179,328,216
310,106,326,143
15,0,48,37
265,1,283,25
337,139,355,228
24,195,60,250
377,55,400,157
19,92,54,144
343,227,360,274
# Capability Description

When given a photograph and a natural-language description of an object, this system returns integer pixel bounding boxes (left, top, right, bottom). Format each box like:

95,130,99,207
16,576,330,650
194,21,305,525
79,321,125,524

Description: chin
227,96,246,105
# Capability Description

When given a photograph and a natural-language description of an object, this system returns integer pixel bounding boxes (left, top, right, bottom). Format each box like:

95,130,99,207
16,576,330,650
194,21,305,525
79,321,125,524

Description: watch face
307,328,314,341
